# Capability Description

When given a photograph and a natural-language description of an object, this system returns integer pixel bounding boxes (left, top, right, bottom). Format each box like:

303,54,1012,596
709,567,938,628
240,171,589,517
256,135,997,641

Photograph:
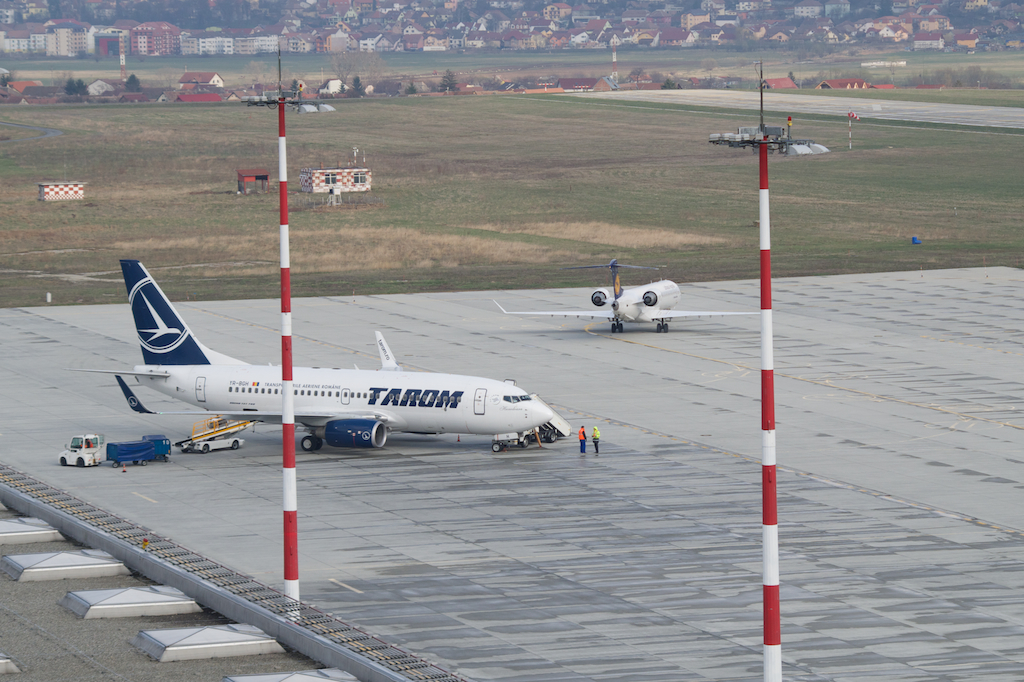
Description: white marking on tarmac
329,578,363,593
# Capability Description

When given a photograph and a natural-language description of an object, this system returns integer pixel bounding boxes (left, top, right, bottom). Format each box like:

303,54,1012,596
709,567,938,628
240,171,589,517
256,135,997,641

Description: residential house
424,33,447,49
543,2,572,20
681,12,711,29
764,76,798,88
44,21,89,56
3,30,30,52
86,78,122,95
824,0,849,16
658,27,695,45
794,0,824,17
571,5,600,24
557,77,599,90
325,27,351,51
635,28,660,45
502,29,530,48
178,72,225,89
913,30,944,48
549,30,570,47
400,32,424,49
318,78,345,94
130,21,181,55
815,77,870,88
700,0,727,14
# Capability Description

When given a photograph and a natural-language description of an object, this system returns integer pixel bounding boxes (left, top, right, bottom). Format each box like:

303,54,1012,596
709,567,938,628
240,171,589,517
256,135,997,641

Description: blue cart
107,441,156,467
142,435,171,461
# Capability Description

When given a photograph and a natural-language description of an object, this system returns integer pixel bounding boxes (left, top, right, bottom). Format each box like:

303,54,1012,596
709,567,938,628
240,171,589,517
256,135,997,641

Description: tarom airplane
83,260,557,452
496,259,756,334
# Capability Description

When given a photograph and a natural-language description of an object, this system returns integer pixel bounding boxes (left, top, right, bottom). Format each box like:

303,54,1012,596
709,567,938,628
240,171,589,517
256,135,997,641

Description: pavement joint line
921,334,1024,357
184,303,432,372
0,462,471,682
581,322,1024,430
552,401,1024,543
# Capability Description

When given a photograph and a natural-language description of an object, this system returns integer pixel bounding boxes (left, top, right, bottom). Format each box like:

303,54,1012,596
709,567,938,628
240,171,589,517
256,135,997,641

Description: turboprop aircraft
496,260,756,333
81,260,556,452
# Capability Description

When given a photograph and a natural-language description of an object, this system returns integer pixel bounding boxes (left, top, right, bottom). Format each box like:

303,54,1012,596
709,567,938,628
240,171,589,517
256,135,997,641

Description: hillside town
0,0,1022,60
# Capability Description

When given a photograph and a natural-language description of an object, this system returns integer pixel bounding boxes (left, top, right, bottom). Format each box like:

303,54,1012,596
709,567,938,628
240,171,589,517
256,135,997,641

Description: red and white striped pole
759,139,781,682
278,96,299,601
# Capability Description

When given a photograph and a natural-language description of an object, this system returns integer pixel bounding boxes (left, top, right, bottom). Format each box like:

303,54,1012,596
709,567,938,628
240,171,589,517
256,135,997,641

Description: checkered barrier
38,183,85,201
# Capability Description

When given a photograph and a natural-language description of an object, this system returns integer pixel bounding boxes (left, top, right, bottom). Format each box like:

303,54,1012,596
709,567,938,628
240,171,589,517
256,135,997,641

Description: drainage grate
0,463,467,682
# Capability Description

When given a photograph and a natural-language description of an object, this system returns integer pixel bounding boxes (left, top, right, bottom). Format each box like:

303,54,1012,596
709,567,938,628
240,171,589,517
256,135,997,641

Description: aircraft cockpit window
504,395,522,403
519,395,532,401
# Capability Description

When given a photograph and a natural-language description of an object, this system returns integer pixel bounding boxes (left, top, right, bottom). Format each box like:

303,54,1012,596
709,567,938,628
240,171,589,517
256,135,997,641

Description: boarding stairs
530,394,572,442
174,416,255,450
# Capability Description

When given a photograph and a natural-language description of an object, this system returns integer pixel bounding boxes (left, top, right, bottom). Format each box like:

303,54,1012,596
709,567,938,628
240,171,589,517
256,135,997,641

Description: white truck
59,434,106,467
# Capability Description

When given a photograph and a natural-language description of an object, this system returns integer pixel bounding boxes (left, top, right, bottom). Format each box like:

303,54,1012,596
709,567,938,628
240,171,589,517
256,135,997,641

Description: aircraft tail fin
121,260,243,366
375,331,401,371
563,259,659,301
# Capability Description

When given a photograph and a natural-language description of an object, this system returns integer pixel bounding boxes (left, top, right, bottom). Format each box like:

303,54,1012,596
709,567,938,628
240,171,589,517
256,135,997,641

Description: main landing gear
655,322,670,333
610,321,624,333
300,435,324,451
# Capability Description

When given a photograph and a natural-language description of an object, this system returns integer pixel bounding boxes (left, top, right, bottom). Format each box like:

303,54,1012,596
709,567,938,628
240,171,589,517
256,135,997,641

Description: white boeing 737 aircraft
496,259,755,333
87,260,555,451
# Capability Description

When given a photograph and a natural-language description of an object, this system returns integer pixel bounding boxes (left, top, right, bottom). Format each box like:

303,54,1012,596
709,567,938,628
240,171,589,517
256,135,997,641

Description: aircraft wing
654,310,759,319
73,368,172,378
494,301,615,320
115,376,397,425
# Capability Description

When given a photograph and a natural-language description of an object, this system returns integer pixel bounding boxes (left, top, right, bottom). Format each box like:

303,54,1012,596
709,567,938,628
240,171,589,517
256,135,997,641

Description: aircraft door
341,389,351,405
195,376,207,403
474,388,486,415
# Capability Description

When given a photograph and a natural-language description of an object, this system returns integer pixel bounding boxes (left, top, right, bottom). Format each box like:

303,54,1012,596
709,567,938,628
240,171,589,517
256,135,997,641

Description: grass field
0,93,1021,307
5,46,1024,91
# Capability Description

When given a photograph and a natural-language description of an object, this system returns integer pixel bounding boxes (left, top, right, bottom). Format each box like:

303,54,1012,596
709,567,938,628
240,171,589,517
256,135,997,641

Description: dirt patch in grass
468,222,732,249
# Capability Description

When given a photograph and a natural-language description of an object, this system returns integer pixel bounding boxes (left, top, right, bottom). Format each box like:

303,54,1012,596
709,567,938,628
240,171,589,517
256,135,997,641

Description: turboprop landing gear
300,435,324,451
611,321,624,333
656,322,669,333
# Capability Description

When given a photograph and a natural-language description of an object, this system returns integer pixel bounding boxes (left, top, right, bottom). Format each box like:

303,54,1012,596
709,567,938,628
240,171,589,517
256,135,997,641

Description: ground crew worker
592,426,600,454
578,426,586,454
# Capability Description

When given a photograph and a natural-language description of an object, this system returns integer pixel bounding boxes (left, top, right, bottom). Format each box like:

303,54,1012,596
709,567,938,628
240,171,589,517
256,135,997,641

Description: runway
1,267,1023,681
575,89,1024,130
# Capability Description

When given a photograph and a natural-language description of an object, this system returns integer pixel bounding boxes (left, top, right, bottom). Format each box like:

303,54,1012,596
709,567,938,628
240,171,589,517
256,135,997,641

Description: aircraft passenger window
275,389,279,394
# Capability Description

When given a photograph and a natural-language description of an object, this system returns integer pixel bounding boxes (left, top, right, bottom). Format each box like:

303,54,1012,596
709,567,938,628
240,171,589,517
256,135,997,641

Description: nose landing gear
610,321,624,333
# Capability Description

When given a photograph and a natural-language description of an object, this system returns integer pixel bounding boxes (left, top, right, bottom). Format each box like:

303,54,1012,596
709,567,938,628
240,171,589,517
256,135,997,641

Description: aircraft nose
533,402,554,425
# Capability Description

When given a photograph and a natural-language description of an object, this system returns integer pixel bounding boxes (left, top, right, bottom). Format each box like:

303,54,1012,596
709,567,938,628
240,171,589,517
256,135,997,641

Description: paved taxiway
576,89,1024,130
1,267,1023,681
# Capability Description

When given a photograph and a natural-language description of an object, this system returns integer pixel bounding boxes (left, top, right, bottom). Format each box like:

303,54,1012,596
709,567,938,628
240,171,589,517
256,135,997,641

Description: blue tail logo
121,260,211,365
564,259,658,301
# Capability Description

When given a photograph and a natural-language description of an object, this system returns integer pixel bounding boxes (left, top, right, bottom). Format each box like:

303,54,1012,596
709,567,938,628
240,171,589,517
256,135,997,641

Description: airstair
530,394,572,442
174,417,255,452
